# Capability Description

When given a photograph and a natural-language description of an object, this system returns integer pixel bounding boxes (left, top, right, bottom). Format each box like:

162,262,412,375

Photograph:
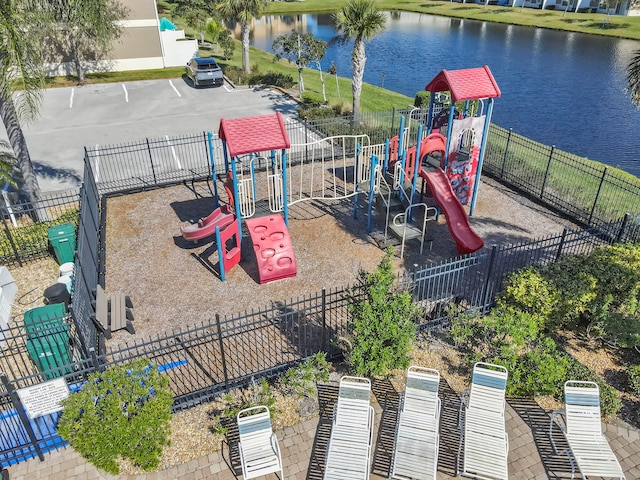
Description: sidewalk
6,388,640,480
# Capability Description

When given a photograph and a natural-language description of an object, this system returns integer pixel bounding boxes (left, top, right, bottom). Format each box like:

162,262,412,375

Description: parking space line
69,88,75,109
121,83,129,102
169,80,182,97
223,84,253,93
165,135,182,169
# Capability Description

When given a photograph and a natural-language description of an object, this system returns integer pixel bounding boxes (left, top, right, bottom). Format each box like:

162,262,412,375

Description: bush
496,268,558,324
626,365,640,396
414,91,430,108
58,359,173,474
248,71,295,89
344,248,418,377
279,353,330,399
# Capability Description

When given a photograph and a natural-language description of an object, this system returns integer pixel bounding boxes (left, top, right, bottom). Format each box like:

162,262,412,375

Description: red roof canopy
218,112,291,157
425,66,501,102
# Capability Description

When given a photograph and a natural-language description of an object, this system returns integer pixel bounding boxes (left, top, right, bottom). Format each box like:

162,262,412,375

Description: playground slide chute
181,205,235,242
419,169,484,254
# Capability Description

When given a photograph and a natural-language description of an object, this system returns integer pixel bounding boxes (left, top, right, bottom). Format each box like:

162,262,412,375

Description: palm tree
627,50,640,107
217,0,269,74
0,0,46,210
334,0,386,123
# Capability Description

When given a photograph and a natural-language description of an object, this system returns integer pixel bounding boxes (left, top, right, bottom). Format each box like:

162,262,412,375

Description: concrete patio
6,379,640,480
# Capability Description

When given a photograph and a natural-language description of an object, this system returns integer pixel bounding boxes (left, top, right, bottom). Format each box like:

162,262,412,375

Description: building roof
218,113,291,157
425,66,501,102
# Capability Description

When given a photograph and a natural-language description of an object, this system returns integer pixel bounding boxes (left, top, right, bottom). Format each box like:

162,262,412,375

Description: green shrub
626,365,640,396
414,91,430,108
344,248,418,377
57,359,173,474
221,65,248,85
497,268,558,324
498,337,570,397
279,353,330,399
211,377,277,435
248,71,295,88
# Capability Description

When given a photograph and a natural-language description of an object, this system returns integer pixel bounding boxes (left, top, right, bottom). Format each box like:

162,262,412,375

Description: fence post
1,213,22,266
0,373,45,462
146,138,157,185
482,245,498,313
215,314,229,392
500,128,512,178
304,118,309,164
555,227,568,262
540,145,555,199
89,347,104,373
588,167,608,225
615,213,630,244
390,107,396,139
321,288,327,352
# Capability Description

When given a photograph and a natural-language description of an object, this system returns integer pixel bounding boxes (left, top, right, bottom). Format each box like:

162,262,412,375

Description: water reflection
233,12,640,176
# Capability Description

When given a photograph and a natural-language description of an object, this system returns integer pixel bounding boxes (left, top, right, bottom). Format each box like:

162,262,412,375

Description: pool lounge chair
390,366,441,480
323,376,374,480
549,380,626,480
457,362,509,480
237,406,284,479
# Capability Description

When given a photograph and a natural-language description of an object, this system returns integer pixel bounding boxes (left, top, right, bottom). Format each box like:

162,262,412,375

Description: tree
627,49,640,107
45,0,129,83
333,0,386,123
173,0,216,45
0,0,46,210
0,140,18,189
217,0,269,74
343,248,418,377
272,30,327,99
328,62,340,98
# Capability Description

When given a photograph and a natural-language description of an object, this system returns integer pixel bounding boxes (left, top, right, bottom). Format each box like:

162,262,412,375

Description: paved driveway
11,78,298,192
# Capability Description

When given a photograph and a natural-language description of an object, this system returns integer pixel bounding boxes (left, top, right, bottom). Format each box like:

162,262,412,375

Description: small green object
47,223,76,264
24,304,72,379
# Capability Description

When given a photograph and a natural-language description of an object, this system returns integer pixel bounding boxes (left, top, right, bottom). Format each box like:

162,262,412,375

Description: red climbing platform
245,215,297,284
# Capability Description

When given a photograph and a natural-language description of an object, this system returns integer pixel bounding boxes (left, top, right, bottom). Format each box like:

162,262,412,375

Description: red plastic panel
219,219,241,274
245,215,297,284
218,112,290,157
424,66,501,102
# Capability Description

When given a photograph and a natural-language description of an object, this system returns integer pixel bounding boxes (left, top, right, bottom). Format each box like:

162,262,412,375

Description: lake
239,12,640,178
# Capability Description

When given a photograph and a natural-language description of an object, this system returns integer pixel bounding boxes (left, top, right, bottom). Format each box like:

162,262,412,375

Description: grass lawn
266,0,640,41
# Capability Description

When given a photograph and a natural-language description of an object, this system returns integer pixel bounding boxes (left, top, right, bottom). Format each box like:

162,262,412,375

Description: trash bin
47,223,76,265
23,304,72,380
43,282,71,308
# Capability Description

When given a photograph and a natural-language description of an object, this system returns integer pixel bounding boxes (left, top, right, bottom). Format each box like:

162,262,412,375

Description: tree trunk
71,35,85,83
351,39,366,125
241,23,251,74
0,94,48,221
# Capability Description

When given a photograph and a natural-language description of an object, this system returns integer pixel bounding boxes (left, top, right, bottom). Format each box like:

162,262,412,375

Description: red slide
419,169,484,254
181,205,235,242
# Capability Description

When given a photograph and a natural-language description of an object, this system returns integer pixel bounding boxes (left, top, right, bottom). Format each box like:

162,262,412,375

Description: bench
92,285,135,339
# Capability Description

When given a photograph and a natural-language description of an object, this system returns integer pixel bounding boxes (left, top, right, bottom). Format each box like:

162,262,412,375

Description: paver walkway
6,384,640,480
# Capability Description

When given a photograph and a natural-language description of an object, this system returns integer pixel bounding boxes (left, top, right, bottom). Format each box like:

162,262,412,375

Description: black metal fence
483,125,640,225
82,109,640,228
0,190,80,266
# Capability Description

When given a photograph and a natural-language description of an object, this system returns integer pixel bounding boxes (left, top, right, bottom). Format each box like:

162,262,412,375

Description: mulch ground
103,175,576,350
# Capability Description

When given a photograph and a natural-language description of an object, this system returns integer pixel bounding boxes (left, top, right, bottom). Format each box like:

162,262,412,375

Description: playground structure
179,66,500,278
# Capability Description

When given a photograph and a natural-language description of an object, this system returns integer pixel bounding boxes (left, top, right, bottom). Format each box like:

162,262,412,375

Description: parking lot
14,78,298,192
